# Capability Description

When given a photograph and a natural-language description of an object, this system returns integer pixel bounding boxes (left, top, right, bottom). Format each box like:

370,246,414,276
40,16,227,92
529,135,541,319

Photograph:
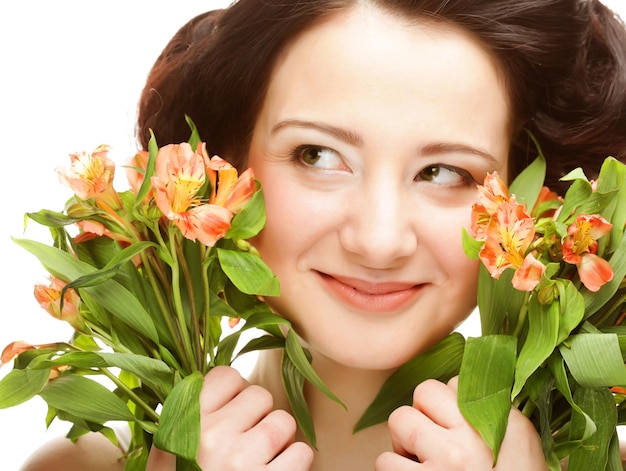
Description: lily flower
57,145,121,210
152,143,232,246
34,277,84,331
1,341,35,367
562,214,613,291
205,153,256,213
479,202,545,291
471,172,514,240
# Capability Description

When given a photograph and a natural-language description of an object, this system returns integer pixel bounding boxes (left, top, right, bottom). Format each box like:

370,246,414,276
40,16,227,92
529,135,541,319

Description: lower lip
318,273,423,313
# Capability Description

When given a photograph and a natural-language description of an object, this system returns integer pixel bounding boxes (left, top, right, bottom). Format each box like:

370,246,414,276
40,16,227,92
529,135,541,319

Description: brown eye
417,165,471,186
295,145,345,170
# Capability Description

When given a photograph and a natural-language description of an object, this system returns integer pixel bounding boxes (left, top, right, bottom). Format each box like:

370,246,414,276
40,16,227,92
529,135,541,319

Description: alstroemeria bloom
74,220,133,245
479,202,545,291
531,186,561,218
471,172,514,240
126,150,149,195
1,341,35,367
562,214,613,291
34,277,83,330
57,145,120,209
152,143,232,246
205,154,256,213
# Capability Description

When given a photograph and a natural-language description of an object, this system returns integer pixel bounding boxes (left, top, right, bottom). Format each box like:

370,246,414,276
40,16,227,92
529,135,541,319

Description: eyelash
415,164,477,187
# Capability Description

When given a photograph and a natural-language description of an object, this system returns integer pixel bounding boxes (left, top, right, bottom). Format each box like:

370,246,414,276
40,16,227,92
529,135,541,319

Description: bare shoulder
20,432,125,471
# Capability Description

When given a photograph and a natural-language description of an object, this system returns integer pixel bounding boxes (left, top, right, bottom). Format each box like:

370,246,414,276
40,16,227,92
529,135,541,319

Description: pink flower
562,214,613,291
57,145,119,209
34,277,83,330
479,202,545,291
151,143,233,247
205,154,256,213
126,150,149,195
471,172,514,240
1,341,35,367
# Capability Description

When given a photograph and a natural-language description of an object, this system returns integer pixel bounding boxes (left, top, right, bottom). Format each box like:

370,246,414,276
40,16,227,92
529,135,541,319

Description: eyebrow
271,118,499,164
420,142,499,164
271,119,364,147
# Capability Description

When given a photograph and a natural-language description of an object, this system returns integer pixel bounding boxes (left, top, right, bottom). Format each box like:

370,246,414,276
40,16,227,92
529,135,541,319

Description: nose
338,176,418,268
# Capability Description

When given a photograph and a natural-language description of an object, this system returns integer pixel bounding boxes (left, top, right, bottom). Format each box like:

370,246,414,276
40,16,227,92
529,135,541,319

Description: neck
248,348,394,471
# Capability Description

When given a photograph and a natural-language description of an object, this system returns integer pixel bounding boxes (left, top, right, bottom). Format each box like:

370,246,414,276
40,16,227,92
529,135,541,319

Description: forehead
256,4,511,167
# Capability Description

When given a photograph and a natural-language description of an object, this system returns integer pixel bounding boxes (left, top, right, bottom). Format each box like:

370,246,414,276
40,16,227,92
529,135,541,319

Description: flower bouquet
356,143,626,470
0,121,341,470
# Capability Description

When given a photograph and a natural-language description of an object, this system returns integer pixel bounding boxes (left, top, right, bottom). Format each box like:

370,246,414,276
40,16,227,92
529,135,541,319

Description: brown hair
137,0,626,193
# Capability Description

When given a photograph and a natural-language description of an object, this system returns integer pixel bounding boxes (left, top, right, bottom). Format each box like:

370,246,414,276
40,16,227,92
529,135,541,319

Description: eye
416,164,473,186
293,145,347,171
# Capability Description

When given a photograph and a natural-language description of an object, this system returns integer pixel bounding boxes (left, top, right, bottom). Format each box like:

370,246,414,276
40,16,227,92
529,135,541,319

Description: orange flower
152,143,233,246
562,214,613,292
471,172,514,240
479,202,545,291
205,154,256,213
531,186,561,218
1,341,35,367
34,277,83,330
57,145,120,209
126,150,149,195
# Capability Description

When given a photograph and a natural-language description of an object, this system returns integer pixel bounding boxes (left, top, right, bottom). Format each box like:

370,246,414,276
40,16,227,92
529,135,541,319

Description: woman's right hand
147,366,314,470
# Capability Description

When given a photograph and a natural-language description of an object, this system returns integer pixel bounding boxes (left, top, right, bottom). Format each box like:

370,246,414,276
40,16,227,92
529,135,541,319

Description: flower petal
578,253,614,292
512,253,545,291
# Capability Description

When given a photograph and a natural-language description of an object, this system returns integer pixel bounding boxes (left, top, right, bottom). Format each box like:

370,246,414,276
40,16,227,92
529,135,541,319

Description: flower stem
168,227,198,373
513,291,531,337
100,368,160,423
201,246,216,372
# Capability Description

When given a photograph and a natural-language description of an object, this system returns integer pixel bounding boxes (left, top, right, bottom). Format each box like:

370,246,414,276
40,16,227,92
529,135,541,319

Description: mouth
316,272,424,313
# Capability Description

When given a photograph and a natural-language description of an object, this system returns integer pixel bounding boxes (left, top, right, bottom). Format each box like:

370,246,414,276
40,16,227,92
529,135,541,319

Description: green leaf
281,351,317,448
133,131,158,212
512,297,559,398
285,330,344,409
559,334,626,387
556,280,585,344
217,248,280,296
26,209,76,228
185,115,201,151
458,335,517,464
461,227,483,259
595,157,626,254
226,183,267,240
0,368,50,408
154,371,203,466
477,266,527,335
98,352,174,397
547,354,596,441
355,332,465,432
13,238,159,342
567,387,617,471
39,375,135,422
508,153,546,211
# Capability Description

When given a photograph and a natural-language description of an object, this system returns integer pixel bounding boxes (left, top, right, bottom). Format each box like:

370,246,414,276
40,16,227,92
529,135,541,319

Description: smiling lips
318,273,423,313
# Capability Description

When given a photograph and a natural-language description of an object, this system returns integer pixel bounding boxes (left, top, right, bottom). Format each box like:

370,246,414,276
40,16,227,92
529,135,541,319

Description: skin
21,4,547,471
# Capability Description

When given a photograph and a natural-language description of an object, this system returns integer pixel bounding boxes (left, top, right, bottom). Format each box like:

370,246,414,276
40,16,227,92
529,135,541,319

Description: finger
412,379,464,428
200,366,249,415
145,446,176,471
387,405,446,459
244,409,298,463
375,451,421,471
267,441,314,471
446,375,459,391
210,384,274,432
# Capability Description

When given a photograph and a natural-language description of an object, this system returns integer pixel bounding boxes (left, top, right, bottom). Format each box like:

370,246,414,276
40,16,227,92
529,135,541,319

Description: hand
147,366,313,471
375,377,546,470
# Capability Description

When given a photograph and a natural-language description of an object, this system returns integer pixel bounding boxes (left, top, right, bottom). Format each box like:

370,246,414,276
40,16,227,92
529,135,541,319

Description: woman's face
248,5,511,370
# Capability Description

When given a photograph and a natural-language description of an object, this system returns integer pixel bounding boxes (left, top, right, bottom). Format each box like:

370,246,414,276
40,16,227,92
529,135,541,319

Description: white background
1,1,624,469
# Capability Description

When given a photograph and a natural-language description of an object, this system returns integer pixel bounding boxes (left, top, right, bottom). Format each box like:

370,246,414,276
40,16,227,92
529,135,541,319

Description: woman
21,0,626,469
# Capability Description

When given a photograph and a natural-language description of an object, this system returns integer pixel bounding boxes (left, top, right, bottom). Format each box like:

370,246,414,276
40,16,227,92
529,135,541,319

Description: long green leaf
217,248,280,296
512,297,559,398
153,371,203,465
226,183,267,240
567,387,617,471
0,368,50,408
559,334,626,387
40,375,135,422
458,335,517,464
478,266,526,335
508,153,546,210
281,352,317,448
355,332,464,432
14,238,159,342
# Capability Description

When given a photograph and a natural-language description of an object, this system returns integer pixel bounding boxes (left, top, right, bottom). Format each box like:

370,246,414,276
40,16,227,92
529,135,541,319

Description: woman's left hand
375,377,547,470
